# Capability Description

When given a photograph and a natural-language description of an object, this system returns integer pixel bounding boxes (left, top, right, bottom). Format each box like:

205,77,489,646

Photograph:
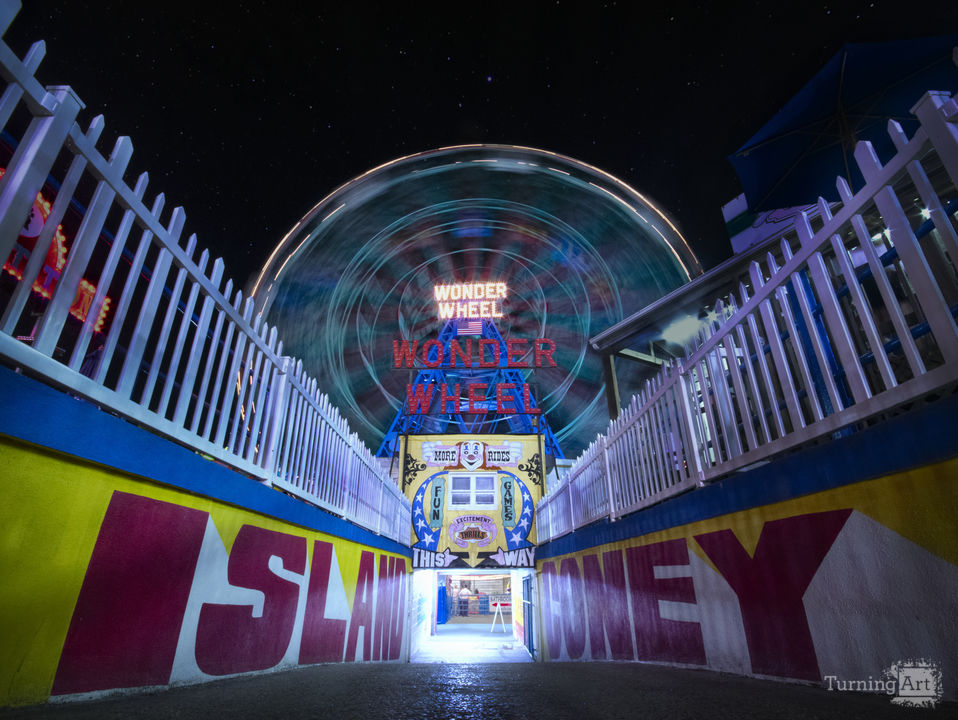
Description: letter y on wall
694,509,851,680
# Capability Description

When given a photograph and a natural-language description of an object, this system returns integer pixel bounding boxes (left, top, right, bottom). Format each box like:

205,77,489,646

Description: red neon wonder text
392,338,556,369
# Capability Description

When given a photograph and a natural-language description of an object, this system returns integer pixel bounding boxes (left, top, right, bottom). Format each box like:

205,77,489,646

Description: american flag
457,319,483,336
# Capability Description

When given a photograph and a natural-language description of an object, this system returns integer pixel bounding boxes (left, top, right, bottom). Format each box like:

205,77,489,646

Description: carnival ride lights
250,145,701,455
1,169,111,333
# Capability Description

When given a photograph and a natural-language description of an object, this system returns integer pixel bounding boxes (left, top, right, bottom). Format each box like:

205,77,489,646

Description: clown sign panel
402,434,544,569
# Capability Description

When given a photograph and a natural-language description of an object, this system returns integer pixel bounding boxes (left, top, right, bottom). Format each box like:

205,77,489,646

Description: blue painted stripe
0,365,411,557
538,389,958,559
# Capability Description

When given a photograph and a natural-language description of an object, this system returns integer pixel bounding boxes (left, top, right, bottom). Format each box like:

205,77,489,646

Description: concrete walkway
3,663,956,720
411,620,533,663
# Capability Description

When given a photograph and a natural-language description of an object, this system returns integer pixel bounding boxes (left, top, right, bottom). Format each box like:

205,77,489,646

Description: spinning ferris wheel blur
250,145,700,457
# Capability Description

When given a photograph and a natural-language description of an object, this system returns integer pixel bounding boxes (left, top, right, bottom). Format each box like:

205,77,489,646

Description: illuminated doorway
409,568,536,663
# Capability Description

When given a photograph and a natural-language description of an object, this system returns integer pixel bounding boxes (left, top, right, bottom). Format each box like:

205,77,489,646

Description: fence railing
0,4,410,544
539,87,958,542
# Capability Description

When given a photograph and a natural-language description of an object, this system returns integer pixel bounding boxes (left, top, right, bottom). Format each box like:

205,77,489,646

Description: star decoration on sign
411,476,442,550
503,473,535,551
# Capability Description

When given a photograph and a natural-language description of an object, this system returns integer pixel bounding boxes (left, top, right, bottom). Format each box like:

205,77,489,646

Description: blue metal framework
376,318,564,459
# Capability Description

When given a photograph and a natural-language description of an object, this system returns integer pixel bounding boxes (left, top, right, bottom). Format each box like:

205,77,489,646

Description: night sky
5,1,954,288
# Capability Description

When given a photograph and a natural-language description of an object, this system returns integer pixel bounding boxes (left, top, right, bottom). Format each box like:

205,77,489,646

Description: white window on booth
448,473,498,510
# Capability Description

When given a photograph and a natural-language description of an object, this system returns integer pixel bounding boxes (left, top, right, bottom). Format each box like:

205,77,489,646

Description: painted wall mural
402,434,544,569
536,458,958,699
0,437,409,707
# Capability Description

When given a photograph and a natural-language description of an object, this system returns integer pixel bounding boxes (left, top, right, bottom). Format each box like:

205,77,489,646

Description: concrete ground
3,663,956,720
411,618,532,663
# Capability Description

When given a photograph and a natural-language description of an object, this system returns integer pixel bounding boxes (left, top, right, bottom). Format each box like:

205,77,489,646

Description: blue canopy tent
730,36,958,212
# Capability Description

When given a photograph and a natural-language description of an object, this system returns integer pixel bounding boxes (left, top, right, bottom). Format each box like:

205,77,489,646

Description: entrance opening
409,568,536,663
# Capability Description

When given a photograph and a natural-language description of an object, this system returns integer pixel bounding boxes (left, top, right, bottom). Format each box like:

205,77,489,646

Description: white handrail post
343,436,355,520
0,85,83,271
377,479,384,536
676,364,706,483
260,355,291,483
911,91,958,188
601,435,616,522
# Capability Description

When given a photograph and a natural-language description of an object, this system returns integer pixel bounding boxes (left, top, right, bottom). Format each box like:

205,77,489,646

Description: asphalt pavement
3,662,957,720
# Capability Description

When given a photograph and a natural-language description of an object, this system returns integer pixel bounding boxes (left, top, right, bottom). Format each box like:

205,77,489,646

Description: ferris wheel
250,145,699,458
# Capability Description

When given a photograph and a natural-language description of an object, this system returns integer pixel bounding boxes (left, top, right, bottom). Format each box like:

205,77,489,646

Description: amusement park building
1,3,957,710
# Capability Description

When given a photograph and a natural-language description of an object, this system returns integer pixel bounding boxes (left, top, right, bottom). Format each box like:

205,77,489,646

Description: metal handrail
539,89,958,542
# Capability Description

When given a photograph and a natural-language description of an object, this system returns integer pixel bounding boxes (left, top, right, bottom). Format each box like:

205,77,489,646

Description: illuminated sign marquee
391,279,560,416
434,282,506,320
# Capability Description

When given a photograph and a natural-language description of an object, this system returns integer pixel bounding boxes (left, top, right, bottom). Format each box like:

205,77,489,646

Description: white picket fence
539,86,958,541
0,3,410,544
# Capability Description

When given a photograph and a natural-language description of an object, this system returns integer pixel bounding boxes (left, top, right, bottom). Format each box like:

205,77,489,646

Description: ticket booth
402,434,543,662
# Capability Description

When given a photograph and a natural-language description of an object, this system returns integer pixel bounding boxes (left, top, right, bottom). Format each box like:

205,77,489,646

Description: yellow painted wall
0,435,409,707
535,455,958,698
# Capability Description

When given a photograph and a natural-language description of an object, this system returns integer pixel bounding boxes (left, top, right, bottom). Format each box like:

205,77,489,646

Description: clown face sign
460,441,484,470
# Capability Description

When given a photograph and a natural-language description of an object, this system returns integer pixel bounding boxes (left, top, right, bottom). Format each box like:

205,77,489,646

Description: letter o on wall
560,557,587,659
